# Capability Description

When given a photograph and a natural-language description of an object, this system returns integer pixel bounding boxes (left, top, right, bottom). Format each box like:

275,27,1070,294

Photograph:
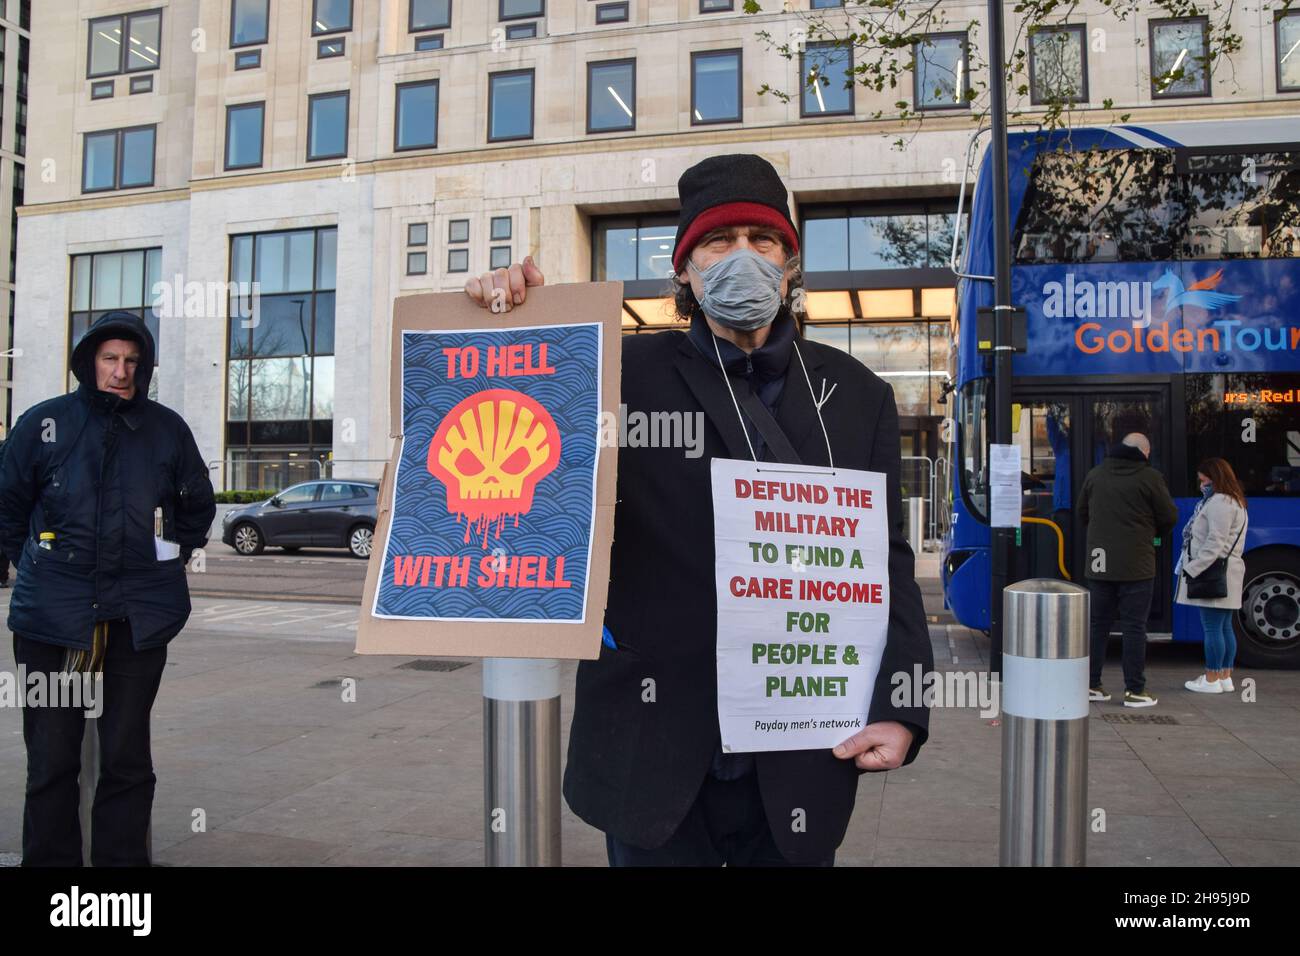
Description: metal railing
206,457,391,492
207,458,323,493
900,455,939,549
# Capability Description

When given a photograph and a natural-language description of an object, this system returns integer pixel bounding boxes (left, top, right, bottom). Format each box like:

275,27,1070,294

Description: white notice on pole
989,443,1022,529
711,459,890,753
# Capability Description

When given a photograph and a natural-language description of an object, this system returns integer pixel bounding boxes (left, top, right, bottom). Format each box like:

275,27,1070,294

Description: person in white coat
1176,457,1248,694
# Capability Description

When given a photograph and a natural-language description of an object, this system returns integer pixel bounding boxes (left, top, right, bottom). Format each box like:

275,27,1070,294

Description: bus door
1008,388,1175,634
1007,395,1080,583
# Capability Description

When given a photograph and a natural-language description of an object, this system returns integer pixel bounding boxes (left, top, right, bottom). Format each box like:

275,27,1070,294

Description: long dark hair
1196,457,1247,509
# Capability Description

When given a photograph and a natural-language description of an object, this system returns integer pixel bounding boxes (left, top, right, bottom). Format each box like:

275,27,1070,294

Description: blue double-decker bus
942,117,1300,668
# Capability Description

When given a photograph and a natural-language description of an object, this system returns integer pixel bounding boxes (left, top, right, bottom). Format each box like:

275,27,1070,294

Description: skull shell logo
426,388,561,547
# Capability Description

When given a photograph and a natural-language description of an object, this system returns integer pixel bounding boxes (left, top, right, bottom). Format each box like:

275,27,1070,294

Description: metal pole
908,497,925,555
482,658,562,866
987,0,1015,675
999,579,1090,866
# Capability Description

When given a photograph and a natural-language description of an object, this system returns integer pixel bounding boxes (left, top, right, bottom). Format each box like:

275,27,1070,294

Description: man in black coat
0,310,215,865
466,154,932,865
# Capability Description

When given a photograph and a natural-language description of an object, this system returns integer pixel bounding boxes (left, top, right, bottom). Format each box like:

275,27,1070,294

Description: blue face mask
687,248,785,332
1201,480,1215,499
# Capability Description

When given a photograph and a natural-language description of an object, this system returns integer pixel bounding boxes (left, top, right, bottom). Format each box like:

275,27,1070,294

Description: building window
70,248,162,400
587,59,635,133
407,251,428,275
691,50,742,124
801,41,853,116
82,125,156,193
225,102,265,170
595,2,628,23
317,37,345,58
593,215,678,282
449,219,469,243
91,80,115,100
1150,17,1209,97
810,0,843,7
505,22,537,40
700,0,733,11
447,248,469,272
130,75,153,94
804,322,948,419
801,202,964,272
396,80,439,151
1029,24,1087,104
226,227,337,489
307,91,349,161
1279,12,1300,92
488,69,535,142
234,49,262,70
490,247,511,269
231,0,270,47
414,34,444,51
408,222,428,246
500,0,544,21
914,32,969,110
490,216,512,241
410,0,452,32
312,0,352,35
88,9,161,78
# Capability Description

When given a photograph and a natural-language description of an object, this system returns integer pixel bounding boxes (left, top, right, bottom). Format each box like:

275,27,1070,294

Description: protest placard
356,284,622,660
711,459,890,751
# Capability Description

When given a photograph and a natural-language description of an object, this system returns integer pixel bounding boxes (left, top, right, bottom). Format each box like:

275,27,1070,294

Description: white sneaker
1221,677,1235,693
1184,674,1224,694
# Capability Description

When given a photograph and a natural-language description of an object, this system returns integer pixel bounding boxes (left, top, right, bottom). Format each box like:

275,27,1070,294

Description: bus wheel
1235,547,1300,669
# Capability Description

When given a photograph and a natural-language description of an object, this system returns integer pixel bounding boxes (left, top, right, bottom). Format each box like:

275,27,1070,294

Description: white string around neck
708,331,836,471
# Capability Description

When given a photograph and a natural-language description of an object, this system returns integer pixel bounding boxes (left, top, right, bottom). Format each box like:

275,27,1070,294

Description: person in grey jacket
1176,457,1249,695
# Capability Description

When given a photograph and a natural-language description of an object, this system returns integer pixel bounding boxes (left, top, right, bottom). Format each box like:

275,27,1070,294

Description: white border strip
1001,653,1089,721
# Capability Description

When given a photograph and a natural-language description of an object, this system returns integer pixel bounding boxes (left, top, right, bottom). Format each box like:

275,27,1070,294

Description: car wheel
1235,546,1300,669
348,524,374,559
232,522,264,556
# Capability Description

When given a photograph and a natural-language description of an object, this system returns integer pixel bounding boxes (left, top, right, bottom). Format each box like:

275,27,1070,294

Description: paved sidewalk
2,586,1298,866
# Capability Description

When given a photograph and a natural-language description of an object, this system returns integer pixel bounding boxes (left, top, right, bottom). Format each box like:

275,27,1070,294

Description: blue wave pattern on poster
375,323,599,621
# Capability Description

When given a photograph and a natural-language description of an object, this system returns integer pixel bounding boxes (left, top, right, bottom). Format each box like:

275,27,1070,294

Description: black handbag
1183,510,1245,600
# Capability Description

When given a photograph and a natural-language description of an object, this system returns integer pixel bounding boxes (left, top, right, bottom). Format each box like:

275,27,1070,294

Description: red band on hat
673,201,800,273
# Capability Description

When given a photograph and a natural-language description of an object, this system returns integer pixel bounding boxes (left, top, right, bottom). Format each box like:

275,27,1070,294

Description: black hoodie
0,311,215,650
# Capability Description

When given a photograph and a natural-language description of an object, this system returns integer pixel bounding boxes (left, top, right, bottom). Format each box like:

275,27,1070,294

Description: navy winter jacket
0,311,215,650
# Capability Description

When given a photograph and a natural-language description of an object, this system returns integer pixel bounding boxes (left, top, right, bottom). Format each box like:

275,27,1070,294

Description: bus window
1089,397,1162,472
959,380,989,520
1013,148,1185,264
1187,372,1300,496
1182,152,1300,260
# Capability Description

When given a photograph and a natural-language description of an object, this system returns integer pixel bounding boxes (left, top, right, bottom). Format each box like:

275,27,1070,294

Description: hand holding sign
464,256,546,312
833,720,914,771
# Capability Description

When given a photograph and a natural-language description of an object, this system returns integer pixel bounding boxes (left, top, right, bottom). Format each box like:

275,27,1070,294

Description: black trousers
1087,578,1155,694
14,620,167,867
605,767,835,867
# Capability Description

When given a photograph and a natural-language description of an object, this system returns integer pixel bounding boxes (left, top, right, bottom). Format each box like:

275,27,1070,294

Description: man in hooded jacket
0,310,215,866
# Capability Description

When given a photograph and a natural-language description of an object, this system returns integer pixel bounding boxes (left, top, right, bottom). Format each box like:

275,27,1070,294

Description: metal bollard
482,658,562,866
907,496,925,554
999,579,1090,866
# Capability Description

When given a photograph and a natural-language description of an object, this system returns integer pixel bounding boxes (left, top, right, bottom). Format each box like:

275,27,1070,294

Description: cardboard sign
356,283,622,660
711,459,890,752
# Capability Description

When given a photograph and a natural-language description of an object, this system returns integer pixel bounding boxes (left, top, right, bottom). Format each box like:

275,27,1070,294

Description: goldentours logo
50,886,151,936
1043,268,1242,328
